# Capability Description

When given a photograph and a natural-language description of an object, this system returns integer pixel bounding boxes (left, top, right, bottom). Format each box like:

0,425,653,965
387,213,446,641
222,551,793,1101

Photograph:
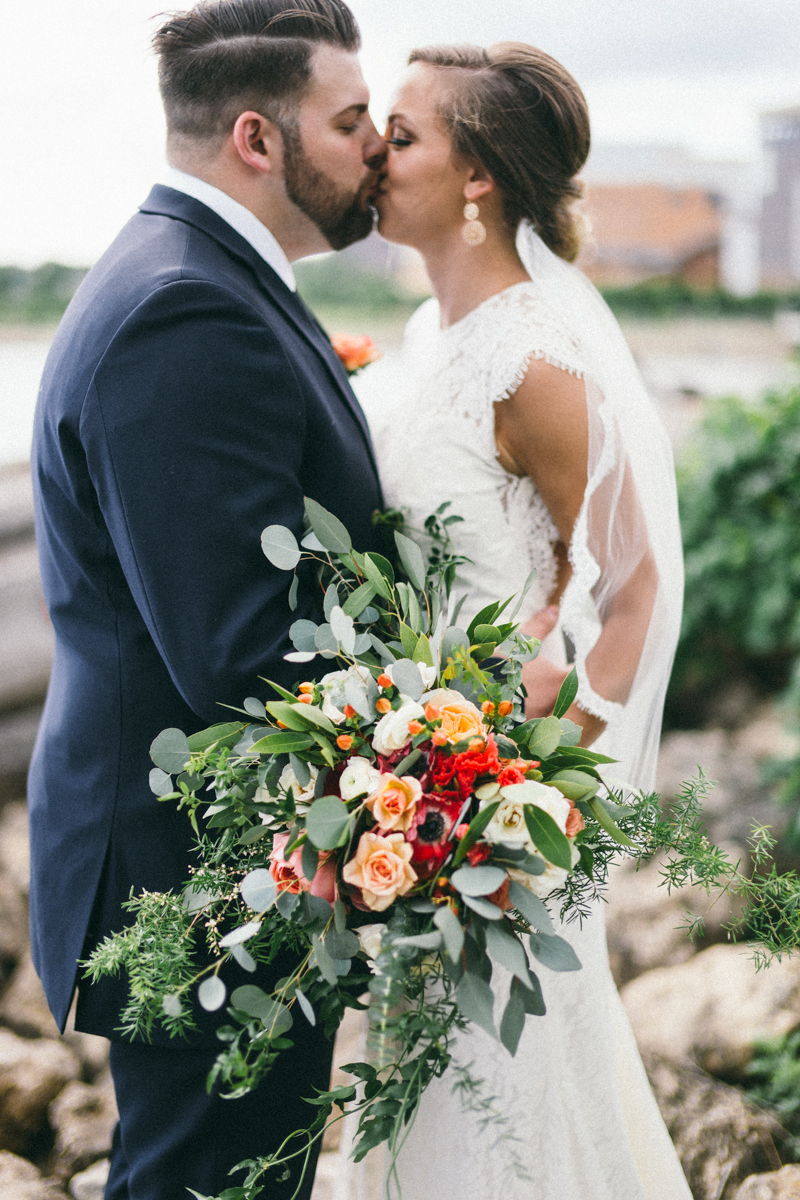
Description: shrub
665,385,800,728
601,279,800,320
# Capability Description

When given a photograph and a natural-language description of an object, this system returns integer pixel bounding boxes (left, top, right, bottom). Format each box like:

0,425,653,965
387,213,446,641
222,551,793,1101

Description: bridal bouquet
86,499,795,1200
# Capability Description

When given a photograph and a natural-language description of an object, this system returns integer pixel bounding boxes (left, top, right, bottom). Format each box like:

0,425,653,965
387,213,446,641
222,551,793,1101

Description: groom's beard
282,128,375,251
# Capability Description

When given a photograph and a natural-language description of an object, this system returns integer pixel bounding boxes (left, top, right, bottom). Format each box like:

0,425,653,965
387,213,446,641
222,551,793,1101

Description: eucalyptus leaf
450,864,507,897
549,770,599,802
304,498,352,555
300,530,326,552
295,988,316,1026
324,583,340,620
301,842,318,883
325,928,361,958
276,889,300,919
243,697,267,720
182,885,212,913
462,895,503,920
500,984,526,1055
240,869,277,913
289,619,318,653
456,973,497,1039
149,768,174,797
150,728,191,774
440,627,469,666
394,931,443,951
559,718,583,747
507,880,554,935
509,568,538,621
311,933,339,986
314,624,339,656
391,658,424,701
529,932,582,972
162,994,182,1018
434,905,465,962
394,530,427,591
485,921,533,988
288,574,299,612
260,525,301,571
306,795,351,850
330,605,356,655
362,554,393,599
186,722,244,754
219,921,262,948
519,970,547,1015
230,944,256,972
289,753,311,787
343,581,376,619
198,976,226,1012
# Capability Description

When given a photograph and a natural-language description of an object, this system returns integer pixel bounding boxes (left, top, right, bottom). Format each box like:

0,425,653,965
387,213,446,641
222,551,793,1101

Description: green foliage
294,256,413,315
744,1029,800,1160
0,262,87,322
665,385,800,728
600,279,800,321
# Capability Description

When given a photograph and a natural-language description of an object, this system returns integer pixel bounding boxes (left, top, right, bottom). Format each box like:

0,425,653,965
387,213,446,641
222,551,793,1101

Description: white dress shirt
161,167,296,292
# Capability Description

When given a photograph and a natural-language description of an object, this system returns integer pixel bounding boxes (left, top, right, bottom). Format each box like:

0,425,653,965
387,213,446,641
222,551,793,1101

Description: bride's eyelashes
387,137,412,147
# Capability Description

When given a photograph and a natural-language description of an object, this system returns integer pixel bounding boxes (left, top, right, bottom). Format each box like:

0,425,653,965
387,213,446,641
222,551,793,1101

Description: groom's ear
231,111,282,176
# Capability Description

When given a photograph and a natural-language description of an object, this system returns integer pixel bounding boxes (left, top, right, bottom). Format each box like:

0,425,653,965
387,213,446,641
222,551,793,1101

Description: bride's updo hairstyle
408,43,590,262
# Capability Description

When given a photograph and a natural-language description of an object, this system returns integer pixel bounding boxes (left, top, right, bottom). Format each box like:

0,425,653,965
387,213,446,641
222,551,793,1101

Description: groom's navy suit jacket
29,186,383,1039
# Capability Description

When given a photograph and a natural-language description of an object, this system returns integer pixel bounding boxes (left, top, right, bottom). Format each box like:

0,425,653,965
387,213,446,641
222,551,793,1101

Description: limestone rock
733,1165,800,1198
621,944,800,1078
0,874,28,977
0,953,59,1040
0,1150,66,1198
49,1075,117,1181
605,850,745,986
68,1159,110,1200
62,1002,109,1083
0,1030,80,1154
643,1054,785,1200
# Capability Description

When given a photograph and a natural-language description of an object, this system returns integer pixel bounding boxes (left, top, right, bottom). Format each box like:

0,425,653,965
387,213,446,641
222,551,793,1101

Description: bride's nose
363,119,388,171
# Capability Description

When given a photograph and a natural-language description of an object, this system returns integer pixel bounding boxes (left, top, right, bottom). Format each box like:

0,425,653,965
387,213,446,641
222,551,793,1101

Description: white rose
500,780,572,833
371,698,425,756
278,762,318,811
385,661,437,691
340,756,382,801
322,693,346,724
354,923,387,960
481,795,535,852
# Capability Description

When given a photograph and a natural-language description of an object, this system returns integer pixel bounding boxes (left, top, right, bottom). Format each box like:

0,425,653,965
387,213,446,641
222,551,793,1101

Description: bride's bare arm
494,358,658,746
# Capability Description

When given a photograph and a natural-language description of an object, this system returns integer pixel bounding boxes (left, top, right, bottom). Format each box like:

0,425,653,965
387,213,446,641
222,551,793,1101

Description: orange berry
336,734,354,751
298,682,315,695
377,673,393,690
424,704,441,721
431,730,448,746
296,693,313,704
436,877,449,890
529,760,540,769
343,704,357,719
276,720,288,730
481,700,496,715
498,700,514,717
469,737,485,750
376,697,392,714
407,720,424,735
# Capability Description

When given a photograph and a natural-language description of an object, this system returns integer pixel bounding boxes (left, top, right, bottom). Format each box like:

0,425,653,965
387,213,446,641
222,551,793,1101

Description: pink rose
342,831,417,912
268,833,337,903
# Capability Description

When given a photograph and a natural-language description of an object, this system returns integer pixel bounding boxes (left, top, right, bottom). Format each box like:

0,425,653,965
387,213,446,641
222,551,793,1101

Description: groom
28,2,385,1197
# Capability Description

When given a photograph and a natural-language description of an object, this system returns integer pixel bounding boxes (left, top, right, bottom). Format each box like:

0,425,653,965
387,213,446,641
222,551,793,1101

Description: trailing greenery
744,1029,800,1160
600,279,800,321
665,384,800,729
0,263,87,323
294,255,416,314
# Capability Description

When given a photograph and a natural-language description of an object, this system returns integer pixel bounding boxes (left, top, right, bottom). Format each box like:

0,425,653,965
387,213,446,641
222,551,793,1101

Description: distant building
579,144,763,295
760,107,800,288
579,182,721,288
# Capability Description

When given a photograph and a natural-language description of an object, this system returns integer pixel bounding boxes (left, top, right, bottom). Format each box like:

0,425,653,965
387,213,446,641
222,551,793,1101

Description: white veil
514,222,684,791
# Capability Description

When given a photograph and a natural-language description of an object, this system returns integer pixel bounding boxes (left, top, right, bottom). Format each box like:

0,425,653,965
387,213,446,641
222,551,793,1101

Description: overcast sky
2,0,798,267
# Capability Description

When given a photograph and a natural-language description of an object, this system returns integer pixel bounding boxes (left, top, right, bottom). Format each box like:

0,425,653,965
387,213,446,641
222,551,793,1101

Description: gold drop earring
462,202,487,246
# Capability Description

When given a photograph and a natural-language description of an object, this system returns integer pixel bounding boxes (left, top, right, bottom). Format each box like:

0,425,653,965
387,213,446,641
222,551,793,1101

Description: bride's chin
375,214,414,248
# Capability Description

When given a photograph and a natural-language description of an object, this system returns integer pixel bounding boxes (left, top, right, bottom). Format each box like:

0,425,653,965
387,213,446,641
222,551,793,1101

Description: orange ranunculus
565,802,585,838
423,689,488,746
330,333,382,374
366,773,422,833
342,831,417,911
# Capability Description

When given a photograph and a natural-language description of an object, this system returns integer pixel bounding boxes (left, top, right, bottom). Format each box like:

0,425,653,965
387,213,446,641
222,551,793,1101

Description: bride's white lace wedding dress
335,227,690,1200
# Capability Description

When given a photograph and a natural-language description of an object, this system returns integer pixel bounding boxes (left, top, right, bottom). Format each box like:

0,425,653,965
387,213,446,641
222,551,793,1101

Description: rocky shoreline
2,461,800,1199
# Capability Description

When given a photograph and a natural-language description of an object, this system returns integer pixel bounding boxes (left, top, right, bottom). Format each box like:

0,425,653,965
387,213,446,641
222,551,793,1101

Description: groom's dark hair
153,0,360,143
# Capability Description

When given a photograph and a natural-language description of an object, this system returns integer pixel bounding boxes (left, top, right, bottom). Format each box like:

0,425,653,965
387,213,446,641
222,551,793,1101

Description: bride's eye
387,136,412,147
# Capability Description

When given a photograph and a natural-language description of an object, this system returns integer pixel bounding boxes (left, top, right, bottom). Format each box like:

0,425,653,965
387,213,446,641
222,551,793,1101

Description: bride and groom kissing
29,0,688,1197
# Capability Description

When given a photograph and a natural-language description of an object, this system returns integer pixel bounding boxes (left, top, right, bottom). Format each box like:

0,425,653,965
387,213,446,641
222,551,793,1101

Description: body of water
0,338,51,466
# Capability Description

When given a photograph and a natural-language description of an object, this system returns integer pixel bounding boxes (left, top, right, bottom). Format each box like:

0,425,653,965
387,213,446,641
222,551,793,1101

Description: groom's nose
363,117,387,171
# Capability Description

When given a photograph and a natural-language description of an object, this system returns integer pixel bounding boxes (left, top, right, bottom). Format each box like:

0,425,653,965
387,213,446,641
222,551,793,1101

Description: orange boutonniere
331,333,382,375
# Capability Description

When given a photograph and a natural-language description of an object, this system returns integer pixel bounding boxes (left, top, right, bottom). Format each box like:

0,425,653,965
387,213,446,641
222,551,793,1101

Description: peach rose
330,333,382,374
268,833,336,902
366,774,422,833
424,689,488,745
342,831,417,912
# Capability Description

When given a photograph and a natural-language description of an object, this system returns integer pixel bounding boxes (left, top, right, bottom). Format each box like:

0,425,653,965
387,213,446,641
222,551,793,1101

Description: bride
338,42,690,1200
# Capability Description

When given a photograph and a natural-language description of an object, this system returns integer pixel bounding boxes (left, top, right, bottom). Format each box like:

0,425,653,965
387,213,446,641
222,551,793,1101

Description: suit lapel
139,187,379,476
